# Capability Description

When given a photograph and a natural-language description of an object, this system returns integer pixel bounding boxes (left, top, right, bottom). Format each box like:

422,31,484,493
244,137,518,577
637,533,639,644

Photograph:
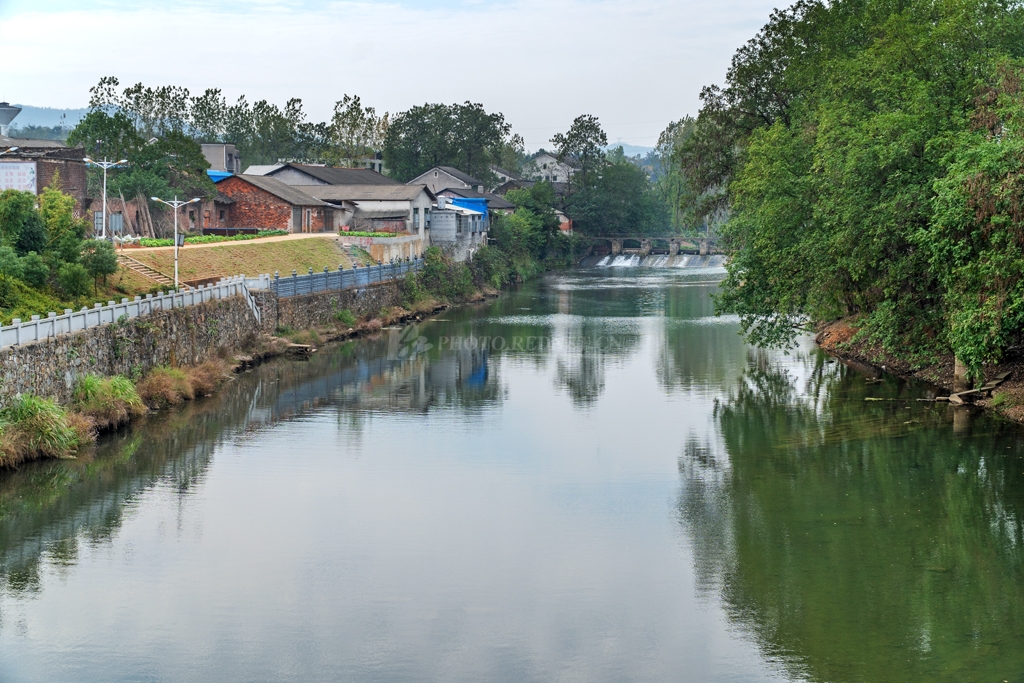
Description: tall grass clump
0,394,92,466
71,374,146,431
136,366,194,409
187,359,233,397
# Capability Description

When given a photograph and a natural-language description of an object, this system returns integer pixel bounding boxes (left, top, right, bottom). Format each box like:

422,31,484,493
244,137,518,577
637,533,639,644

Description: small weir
584,253,727,268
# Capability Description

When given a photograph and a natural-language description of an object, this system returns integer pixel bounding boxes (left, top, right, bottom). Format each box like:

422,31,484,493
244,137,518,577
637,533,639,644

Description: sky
0,0,780,152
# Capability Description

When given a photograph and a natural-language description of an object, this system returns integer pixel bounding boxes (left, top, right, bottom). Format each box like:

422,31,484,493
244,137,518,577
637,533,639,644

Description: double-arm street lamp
150,196,201,289
84,157,128,239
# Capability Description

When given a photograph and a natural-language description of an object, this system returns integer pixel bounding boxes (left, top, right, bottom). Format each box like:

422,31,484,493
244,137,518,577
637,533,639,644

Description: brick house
0,135,89,217
217,174,329,232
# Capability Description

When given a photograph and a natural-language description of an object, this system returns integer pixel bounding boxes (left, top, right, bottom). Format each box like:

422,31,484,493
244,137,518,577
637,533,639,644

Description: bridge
583,235,721,256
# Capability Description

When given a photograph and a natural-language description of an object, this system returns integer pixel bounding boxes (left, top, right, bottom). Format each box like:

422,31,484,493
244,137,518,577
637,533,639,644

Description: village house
201,143,242,175
489,166,521,187
428,196,487,262
522,152,574,183
408,166,486,195
217,174,329,232
0,135,89,216
245,162,399,187
292,184,434,237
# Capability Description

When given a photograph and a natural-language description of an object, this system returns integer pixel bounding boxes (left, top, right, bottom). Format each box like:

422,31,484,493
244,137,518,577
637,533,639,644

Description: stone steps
117,254,175,287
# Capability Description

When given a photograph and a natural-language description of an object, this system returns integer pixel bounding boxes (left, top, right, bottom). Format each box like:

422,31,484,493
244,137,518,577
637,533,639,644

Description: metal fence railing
269,258,423,299
0,276,255,349
0,259,423,349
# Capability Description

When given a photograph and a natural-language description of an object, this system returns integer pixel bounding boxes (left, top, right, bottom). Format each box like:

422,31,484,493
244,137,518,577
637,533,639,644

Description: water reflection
679,346,1024,682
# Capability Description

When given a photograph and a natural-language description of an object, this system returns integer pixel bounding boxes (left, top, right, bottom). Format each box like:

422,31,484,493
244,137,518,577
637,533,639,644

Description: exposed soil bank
816,319,1024,424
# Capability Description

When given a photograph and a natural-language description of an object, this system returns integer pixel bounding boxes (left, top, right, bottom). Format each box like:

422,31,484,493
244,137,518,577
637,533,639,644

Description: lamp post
150,196,201,289
84,157,128,239
0,146,19,156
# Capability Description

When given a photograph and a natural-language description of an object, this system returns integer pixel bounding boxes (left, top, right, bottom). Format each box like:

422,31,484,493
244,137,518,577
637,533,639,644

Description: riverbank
816,318,1024,423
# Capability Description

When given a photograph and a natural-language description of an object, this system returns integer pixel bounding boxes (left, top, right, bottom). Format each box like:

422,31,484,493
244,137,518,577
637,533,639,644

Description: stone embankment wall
253,280,403,334
0,281,405,405
0,297,256,405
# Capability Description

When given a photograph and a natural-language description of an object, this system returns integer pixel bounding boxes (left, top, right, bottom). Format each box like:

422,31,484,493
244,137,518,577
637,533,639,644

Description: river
0,267,1022,682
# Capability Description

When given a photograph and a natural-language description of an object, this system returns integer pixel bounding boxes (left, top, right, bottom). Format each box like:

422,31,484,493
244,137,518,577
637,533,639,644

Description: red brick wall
218,177,293,231
38,159,89,218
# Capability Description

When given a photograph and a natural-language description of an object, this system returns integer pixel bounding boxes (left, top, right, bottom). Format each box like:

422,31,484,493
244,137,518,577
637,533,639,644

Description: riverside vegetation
677,0,1024,385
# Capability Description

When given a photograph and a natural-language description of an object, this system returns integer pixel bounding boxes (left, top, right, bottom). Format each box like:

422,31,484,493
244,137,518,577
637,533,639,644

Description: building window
433,171,438,177
188,210,195,226
219,209,225,220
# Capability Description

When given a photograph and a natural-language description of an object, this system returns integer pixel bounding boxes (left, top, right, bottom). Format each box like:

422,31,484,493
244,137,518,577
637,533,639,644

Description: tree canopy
683,0,1024,376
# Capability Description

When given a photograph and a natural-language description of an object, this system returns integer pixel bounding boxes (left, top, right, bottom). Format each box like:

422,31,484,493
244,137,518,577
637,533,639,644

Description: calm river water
1,267,1023,682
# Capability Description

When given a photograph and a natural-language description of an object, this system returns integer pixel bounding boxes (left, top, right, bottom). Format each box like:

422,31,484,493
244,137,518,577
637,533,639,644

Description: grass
339,231,402,238
136,366,194,409
187,359,233,397
0,394,93,467
126,236,357,282
334,309,357,327
276,325,322,346
71,374,147,431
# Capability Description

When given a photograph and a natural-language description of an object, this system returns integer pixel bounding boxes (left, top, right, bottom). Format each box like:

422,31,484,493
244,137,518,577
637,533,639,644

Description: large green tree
382,102,512,182
693,0,1024,374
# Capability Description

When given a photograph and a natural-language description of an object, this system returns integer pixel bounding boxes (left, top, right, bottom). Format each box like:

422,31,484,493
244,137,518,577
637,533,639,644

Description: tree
0,246,24,282
324,95,386,167
57,262,91,298
0,190,43,251
81,240,119,290
383,102,512,182
550,115,607,192
20,252,48,289
38,176,85,265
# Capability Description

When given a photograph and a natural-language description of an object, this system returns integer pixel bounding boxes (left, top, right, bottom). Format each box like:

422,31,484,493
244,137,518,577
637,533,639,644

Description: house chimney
0,103,21,137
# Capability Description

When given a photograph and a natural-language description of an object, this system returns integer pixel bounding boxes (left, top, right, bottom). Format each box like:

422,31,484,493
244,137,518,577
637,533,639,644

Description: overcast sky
0,0,779,151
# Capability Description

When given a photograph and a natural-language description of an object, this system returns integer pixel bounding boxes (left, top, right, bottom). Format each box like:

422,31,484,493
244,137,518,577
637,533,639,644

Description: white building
522,152,573,183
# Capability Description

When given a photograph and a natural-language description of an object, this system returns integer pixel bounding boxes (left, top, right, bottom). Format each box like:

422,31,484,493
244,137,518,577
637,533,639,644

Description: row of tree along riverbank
677,0,1024,387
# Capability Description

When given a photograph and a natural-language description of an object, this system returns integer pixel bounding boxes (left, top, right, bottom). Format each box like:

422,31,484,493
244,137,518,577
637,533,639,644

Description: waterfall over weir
587,254,726,269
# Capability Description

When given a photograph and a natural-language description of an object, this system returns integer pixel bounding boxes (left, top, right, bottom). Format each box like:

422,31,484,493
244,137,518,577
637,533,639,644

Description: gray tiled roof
293,184,433,202
274,164,400,186
236,175,326,206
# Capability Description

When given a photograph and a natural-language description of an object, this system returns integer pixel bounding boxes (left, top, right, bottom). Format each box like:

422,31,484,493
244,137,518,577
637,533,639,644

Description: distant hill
606,143,655,158
9,104,87,129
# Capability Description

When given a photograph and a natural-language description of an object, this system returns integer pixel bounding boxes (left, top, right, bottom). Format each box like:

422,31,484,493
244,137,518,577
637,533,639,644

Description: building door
292,207,301,232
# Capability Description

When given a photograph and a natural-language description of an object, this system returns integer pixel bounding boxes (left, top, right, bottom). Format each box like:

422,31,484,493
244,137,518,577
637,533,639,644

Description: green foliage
0,246,24,282
383,102,512,182
57,262,91,298
0,394,83,458
38,178,86,264
72,374,146,430
137,229,289,247
334,309,357,326
0,190,41,251
0,278,70,324
693,0,1024,369
415,247,475,302
567,157,668,235
81,240,119,289
19,252,48,289
551,114,607,192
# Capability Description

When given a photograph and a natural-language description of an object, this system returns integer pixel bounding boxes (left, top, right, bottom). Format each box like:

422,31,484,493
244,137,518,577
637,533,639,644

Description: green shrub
415,247,474,302
334,309,357,327
58,262,91,297
20,252,49,289
72,374,146,430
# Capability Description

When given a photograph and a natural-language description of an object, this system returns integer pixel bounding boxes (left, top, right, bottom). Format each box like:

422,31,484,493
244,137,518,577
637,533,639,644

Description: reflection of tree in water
552,318,642,407
0,337,510,600
678,349,1024,682
655,318,748,393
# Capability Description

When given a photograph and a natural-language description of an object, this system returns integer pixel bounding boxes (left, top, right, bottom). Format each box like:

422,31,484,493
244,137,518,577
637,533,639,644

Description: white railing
0,275,257,349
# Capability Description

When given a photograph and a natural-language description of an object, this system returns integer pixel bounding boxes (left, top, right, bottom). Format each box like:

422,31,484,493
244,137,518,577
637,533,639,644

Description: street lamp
150,196,201,289
84,156,128,239
0,147,19,156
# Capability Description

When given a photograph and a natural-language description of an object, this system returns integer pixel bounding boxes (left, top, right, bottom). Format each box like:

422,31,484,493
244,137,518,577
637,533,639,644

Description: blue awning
207,170,233,183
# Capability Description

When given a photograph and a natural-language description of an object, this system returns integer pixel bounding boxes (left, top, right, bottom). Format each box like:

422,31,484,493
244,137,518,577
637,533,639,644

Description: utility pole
150,195,201,289
84,154,128,240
